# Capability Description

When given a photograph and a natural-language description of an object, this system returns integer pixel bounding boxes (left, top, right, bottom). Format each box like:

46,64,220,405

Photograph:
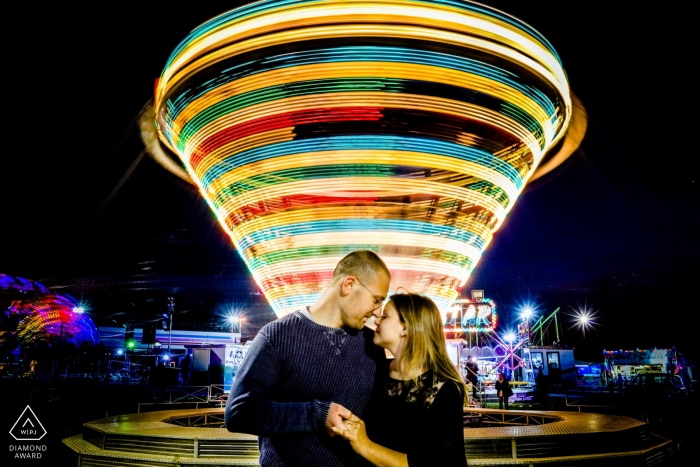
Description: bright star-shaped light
567,305,599,337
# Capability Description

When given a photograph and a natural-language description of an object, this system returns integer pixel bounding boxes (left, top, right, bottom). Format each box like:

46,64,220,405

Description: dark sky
2,2,697,359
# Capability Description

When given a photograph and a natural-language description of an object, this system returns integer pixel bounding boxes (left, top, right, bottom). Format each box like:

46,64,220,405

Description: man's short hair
331,250,390,284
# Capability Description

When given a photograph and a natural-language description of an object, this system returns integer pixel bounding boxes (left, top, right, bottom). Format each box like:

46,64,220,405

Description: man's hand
326,402,352,437
332,416,372,457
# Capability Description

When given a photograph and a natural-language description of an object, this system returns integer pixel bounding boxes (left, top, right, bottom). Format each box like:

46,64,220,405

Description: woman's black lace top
364,369,468,466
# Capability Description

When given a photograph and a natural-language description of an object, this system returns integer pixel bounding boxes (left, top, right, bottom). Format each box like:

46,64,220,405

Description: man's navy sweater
225,311,385,466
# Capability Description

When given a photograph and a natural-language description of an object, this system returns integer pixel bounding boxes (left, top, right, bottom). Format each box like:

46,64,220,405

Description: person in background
332,293,468,467
495,372,512,410
535,368,549,409
225,250,391,467
179,353,191,386
465,355,479,401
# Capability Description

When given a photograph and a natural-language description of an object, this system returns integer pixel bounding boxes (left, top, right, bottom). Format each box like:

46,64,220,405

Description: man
535,369,549,409
179,353,191,386
465,355,479,399
225,250,391,466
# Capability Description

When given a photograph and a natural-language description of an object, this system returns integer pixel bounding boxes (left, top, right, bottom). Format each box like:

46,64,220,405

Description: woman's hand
333,415,409,467
332,415,370,453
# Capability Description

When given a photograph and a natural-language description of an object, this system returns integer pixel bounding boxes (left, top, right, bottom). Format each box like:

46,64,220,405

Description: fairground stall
602,348,692,388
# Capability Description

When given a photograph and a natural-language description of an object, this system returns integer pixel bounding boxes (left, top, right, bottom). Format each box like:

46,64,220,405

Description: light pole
505,332,516,380
521,307,532,343
228,316,245,343
167,297,175,357
571,307,596,343
576,312,590,346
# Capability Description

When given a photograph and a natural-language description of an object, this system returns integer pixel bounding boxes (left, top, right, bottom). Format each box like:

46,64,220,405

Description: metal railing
563,388,625,412
167,412,226,428
135,384,231,413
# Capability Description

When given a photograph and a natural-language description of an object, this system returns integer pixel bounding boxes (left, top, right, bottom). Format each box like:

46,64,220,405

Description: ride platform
62,406,677,466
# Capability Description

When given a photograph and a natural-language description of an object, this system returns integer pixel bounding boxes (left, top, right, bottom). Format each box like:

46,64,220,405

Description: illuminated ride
10,294,99,346
0,273,50,295
152,0,586,316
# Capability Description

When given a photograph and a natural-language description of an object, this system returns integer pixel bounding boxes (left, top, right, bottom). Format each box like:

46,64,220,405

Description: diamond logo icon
10,406,47,441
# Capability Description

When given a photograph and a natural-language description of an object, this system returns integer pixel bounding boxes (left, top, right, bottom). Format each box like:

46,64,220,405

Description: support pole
167,297,175,357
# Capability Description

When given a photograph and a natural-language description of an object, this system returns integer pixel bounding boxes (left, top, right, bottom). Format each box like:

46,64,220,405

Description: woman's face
373,300,405,351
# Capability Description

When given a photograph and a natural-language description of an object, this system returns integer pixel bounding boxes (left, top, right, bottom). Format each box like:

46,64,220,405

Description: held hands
334,414,408,466
331,414,370,453
326,402,352,437
327,404,371,456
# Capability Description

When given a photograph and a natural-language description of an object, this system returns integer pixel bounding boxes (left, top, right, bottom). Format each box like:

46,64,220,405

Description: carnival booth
602,348,676,388
575,362,605,387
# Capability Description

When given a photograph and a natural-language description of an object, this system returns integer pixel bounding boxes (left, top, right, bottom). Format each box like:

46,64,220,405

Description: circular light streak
0,273,50,295
154,0,580,316
11,294,100,346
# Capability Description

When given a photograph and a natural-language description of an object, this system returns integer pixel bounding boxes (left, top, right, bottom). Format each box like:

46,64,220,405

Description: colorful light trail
154,0,580,316
11,294,100,346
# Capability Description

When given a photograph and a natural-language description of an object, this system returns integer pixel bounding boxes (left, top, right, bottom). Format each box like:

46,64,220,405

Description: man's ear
339,276,356,296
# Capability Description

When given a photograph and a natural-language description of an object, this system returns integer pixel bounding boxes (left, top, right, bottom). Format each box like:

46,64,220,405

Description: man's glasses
355,276,386,309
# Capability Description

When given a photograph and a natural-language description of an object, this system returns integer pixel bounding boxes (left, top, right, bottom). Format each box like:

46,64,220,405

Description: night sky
2,2,697,360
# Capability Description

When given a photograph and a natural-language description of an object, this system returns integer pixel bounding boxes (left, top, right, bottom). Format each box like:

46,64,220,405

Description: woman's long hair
390,293,468,403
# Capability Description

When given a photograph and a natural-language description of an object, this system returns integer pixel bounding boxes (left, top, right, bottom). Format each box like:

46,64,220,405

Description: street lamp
228,316,245,342
519,306,533,343
228,316,237,333
570,307,596,339
576,313,590,341
505,332,515,380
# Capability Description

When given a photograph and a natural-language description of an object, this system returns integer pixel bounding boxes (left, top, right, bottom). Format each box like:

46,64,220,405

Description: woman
495,372,511,410
333,293,468,466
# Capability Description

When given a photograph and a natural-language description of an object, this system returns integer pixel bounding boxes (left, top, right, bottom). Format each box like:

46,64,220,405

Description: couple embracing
225,250,468,467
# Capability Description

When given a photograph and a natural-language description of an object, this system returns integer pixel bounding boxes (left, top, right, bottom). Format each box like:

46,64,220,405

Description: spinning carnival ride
8,293,100,347
152,0,585,316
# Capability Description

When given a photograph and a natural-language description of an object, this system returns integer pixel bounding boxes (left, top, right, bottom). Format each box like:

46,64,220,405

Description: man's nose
372,308,382,319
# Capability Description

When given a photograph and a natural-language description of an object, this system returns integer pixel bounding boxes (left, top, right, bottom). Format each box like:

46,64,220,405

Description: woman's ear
400,329,407,336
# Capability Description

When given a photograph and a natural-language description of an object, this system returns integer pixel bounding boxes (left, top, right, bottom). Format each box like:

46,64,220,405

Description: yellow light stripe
205,150,519,205
158,1,567,104
215,176,505,224
240,231,483,265
158,23,569,122
198,127,297,185
228,206,493,246
253,256,469,296
172,62,553,140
